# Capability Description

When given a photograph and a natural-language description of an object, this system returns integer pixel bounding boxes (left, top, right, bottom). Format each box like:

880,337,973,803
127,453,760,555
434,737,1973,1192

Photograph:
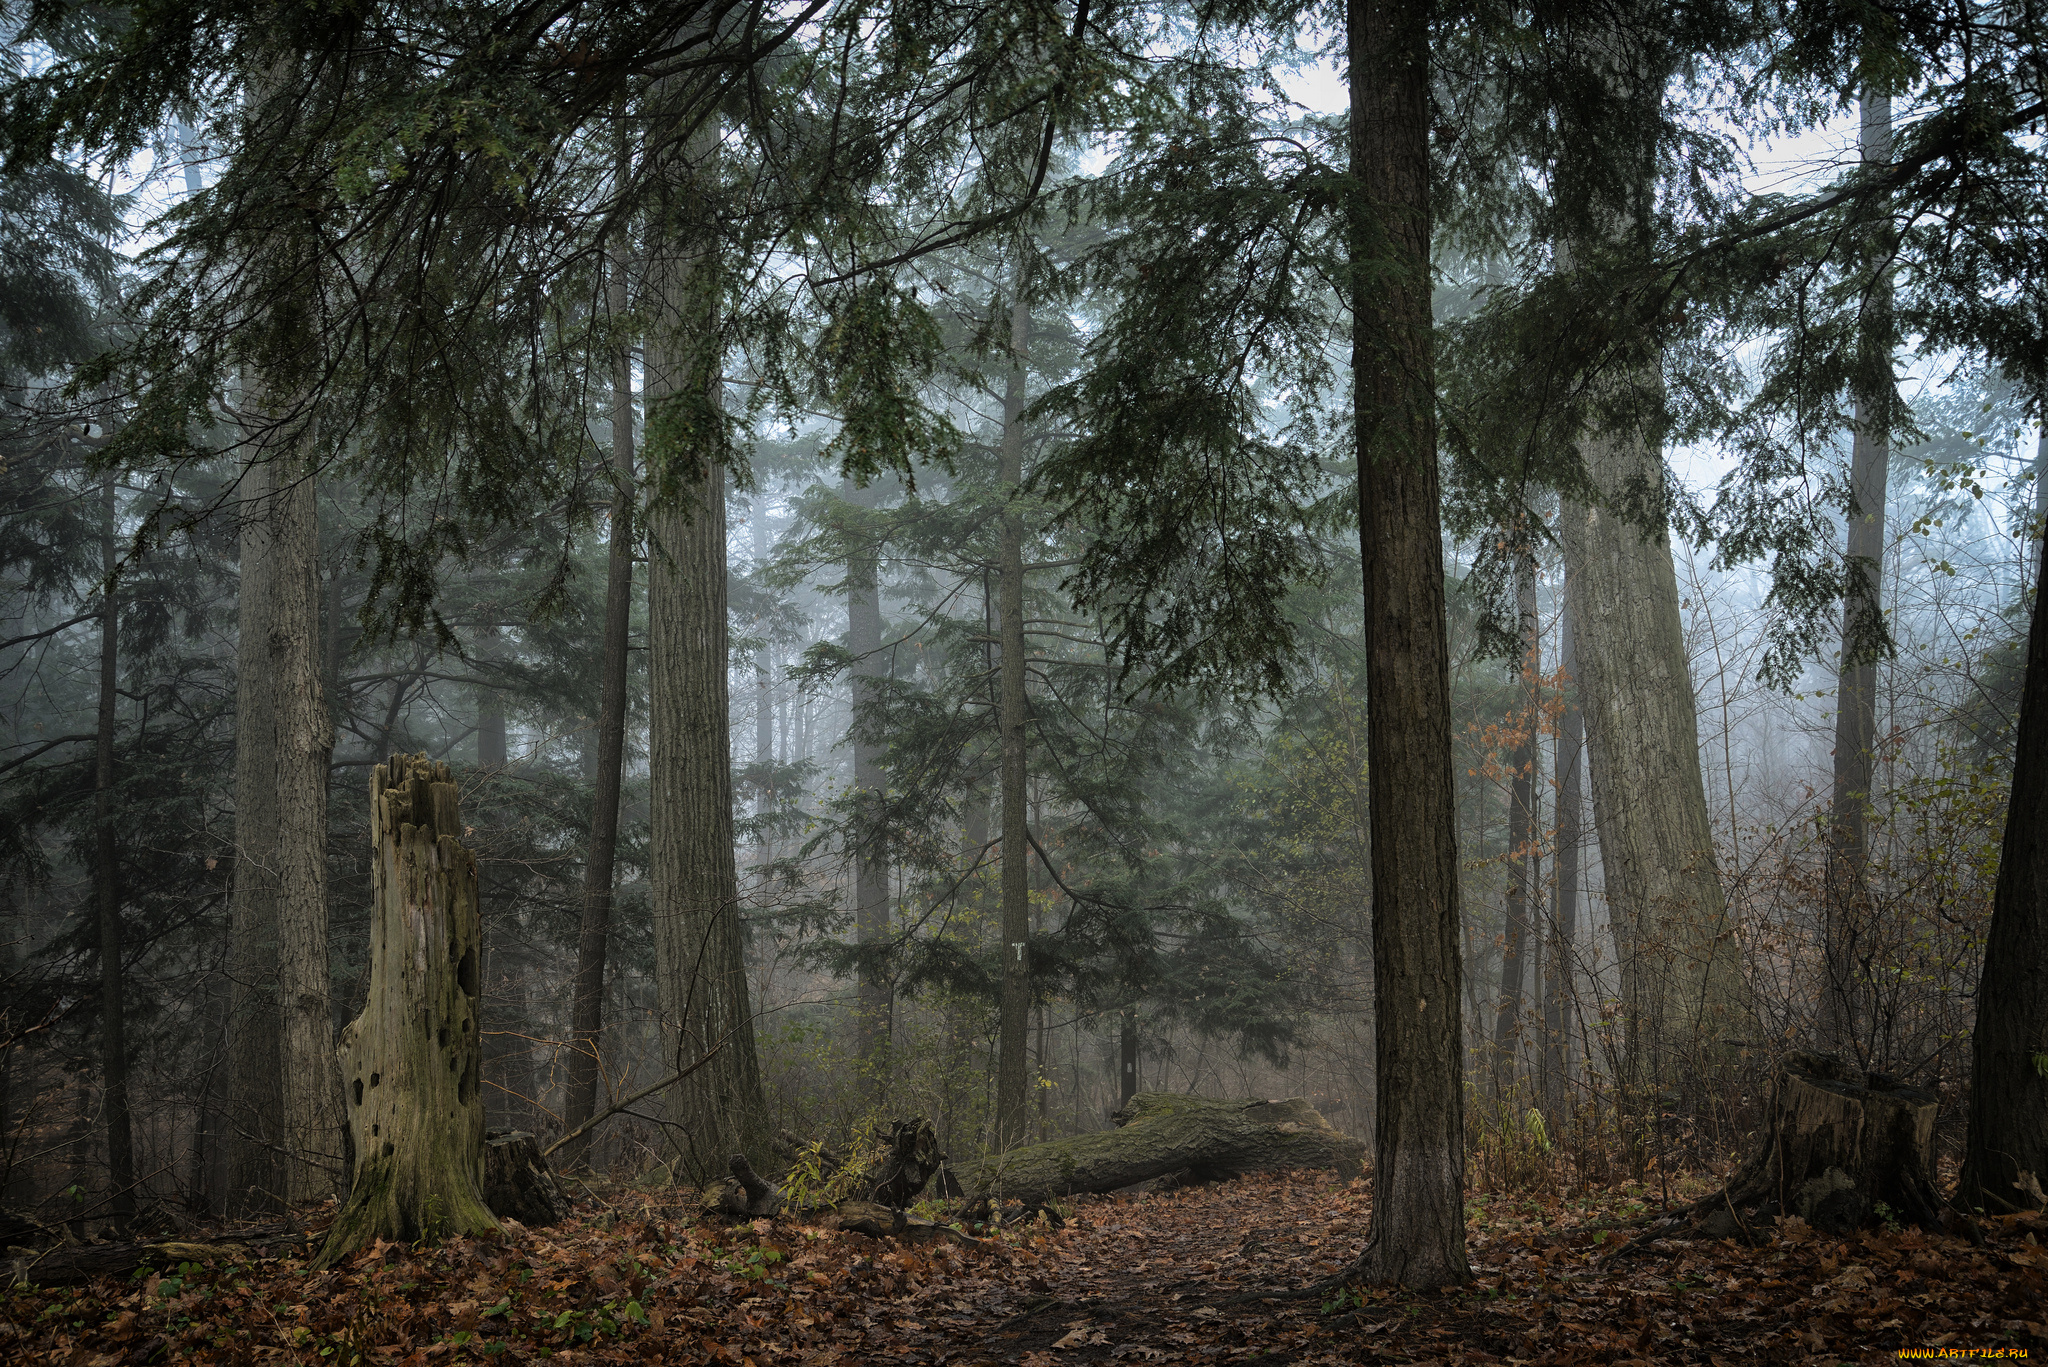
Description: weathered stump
956,1092,1367,1207
312,756,502,1269
1699,1052,1942,1237
867,1118,945,1206
484,1130,567,1226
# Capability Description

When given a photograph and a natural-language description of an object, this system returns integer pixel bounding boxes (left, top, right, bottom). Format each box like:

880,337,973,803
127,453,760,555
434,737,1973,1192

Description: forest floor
6,1168,2047,1366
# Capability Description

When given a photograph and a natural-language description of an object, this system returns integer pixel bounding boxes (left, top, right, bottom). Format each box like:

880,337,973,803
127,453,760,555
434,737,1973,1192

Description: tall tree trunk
1493,553,1540,1091
645,116,765,1181
1957,504,2048,1214
1542,600,1584,1117
1348,0,1470,1290
272,452,343,1202
845,478,893,1093
94,471,134,1218
994,293,1034,1151
753,503,774,814
1119,1006,1138,1106
1555,7,1754,1095
560,182,637,1170
1822,92,1894,1057
225,455,284,1215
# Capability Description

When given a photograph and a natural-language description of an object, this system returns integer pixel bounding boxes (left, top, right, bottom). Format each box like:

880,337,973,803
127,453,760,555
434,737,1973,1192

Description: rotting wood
484,1130,566,1227
956,1092,1367,1208
312,755,502,1269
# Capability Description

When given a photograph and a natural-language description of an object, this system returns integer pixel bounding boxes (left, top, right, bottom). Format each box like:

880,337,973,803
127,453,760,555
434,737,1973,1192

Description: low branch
540,1035,729,1160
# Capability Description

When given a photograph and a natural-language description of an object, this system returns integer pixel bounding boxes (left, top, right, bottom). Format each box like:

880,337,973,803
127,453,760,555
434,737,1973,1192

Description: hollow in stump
313,756,501,1269
1699,1052,1942,1238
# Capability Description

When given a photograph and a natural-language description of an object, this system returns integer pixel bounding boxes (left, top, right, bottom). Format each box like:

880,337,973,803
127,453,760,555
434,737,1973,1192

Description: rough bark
644,115,765,1182
959,1093,1366,1208
1696,1052,1941,1237
482,1130,566,1226
994,293,1033,1151
1958,520,2048,1214
867,1118,945,1207
1494,552,1540,1089
559,173,637,1170
224,455,284,1216
845,477,893,1091
313,756,500,1269
1556,18,1755,1089
1822,92,1894,1057
1542,601,1584,1117
1348,0,1471,1290
1118,1006,1139,1105
272,454,344,1203
94,471,133,1218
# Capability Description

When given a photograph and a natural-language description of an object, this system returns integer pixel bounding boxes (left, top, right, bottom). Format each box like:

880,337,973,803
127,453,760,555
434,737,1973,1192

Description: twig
540,1034,730,1161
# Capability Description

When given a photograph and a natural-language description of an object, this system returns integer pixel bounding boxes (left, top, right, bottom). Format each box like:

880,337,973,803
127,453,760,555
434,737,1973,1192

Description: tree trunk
1556,20,1754,1092
94,471,134,1219
1958,517,2048,1214
1822,92,1894,1058
1699,1052,1940,1236
272,452,344,1203
845,477,893,1093
1542,600,1584,1117
994,292,1033,1151
225,455,284,1216
313,755,500,1268
960,1094,1366,1208
559,162,637,1170
1348,0,1471,1290
1119,1006,1139,1106
644,115,765,1182
1494,552,1540,1091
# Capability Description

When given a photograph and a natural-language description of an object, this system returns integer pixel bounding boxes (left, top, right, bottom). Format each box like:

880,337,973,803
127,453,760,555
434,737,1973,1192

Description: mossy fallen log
956,1092,1367,1207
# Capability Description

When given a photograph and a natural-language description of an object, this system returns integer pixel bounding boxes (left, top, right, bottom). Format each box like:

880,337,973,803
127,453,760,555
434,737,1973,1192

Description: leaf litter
5,1171,2045,1364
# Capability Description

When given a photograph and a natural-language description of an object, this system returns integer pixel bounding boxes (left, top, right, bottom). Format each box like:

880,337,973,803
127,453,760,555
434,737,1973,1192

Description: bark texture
1542,602,1584,1116
94,472,133,1217
1958,521,2048,1214
644,116,765,1181
482,1130,566,1226
224,456,284,1215
1555,14,1754,1088
1822,92,1894,1055
1348,0,1471,1290
560,185,637,1169
958,1093,1365,1208
1494,552,1540,1088
845,478,893,1090
994,294,1033,1151
272,456,343,1202
314,756,500,1269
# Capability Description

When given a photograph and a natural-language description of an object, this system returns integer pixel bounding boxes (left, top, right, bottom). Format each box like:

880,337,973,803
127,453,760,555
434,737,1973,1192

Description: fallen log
6,1238,288,1288
956,1092,1367,1207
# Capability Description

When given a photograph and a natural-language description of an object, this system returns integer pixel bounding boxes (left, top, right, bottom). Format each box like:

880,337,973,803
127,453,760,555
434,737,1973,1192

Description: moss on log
312,756,502,1270
956,1092,1366,1207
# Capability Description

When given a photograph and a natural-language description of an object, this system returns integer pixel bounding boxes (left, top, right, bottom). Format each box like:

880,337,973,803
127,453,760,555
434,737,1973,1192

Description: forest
2,0,2047,1363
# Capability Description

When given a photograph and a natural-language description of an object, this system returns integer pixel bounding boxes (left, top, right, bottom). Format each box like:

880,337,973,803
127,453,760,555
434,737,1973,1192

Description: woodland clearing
6,1170,2046,1366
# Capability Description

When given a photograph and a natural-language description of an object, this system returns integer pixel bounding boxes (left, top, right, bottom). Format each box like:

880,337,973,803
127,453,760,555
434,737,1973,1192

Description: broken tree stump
867,1118,945,1207
1698,1052,1943,1237
484,1130,566,1227
956,1092,1367,1207
312,756,502,1269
